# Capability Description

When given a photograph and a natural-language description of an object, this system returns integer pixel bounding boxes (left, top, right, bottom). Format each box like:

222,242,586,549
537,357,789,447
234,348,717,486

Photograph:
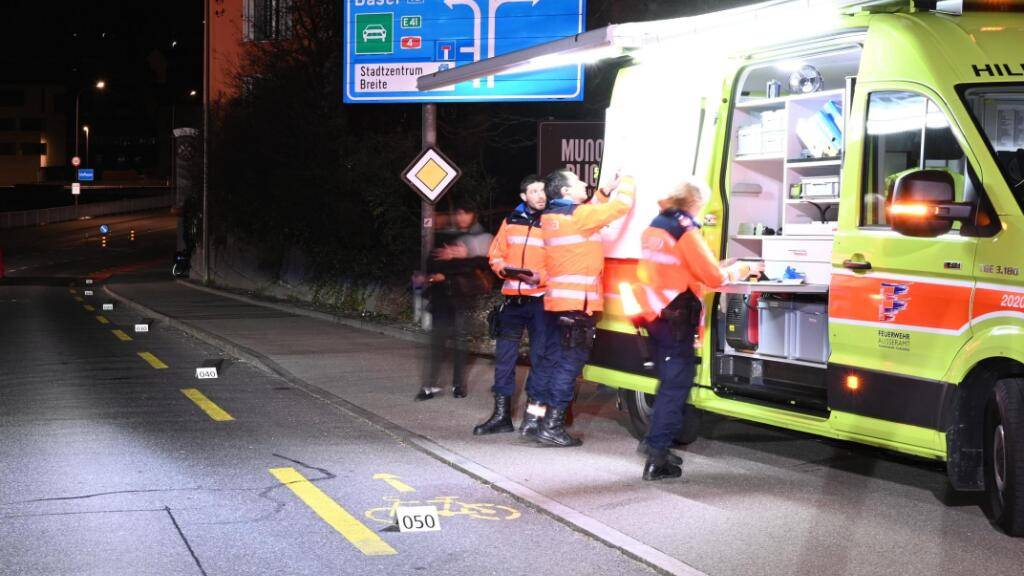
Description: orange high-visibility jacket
488,203,546,297
541,178,636,313
633,208,750,321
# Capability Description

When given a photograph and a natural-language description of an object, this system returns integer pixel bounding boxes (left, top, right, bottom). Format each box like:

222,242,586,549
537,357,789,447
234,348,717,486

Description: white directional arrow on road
487,0,541,87
444,0,483,87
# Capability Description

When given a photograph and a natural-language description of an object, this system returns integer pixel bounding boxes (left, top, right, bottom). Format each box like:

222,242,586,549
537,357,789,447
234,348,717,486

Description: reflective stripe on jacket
633,208,749,321
542,178,636,313
488,203,547,297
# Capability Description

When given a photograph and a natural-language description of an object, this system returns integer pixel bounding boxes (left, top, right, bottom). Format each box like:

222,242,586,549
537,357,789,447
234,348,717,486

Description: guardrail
0,193,176,229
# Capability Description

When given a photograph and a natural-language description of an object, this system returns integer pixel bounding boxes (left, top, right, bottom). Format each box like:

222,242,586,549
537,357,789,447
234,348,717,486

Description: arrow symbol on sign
444,0,483,87
488,0,542,87
373,473,416,493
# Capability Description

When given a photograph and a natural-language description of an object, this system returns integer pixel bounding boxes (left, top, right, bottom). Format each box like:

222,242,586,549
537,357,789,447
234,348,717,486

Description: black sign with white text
538,122,605,195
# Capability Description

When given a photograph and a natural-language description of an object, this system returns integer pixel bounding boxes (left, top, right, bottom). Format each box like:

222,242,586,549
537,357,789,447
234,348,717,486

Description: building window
0,142,15,155
0,90,25,108
243,0,292,42
20,142,46,156
20,118,44,131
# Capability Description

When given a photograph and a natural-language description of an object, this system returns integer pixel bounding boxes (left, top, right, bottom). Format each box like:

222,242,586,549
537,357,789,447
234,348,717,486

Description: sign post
422,105,436,275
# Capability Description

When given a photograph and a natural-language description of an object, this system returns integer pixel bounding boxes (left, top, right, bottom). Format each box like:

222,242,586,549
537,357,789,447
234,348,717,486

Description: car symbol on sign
362,24,387,43
401,36,422,50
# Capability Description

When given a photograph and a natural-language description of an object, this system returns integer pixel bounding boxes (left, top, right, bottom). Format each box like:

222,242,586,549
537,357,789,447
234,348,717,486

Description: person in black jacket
416,200,494,401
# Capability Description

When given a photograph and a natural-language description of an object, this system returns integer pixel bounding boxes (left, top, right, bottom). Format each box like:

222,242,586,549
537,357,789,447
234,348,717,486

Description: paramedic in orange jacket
473,175,550,437
633,177,762,480
535,168,636,447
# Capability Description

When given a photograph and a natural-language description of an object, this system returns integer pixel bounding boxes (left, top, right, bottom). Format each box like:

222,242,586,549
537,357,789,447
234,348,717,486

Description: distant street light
189,89,197,97
75,80,106,158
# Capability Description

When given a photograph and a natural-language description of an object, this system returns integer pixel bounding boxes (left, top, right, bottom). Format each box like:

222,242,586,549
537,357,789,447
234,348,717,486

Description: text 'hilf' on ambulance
418,0,1024,536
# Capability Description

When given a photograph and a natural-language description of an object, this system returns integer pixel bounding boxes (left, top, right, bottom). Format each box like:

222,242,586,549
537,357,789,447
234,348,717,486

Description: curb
175,279,432,346
103,283,707,576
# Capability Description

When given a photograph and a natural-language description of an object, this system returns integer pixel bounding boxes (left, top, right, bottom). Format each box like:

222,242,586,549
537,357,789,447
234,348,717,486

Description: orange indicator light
889,203,929,217
846,375,860,391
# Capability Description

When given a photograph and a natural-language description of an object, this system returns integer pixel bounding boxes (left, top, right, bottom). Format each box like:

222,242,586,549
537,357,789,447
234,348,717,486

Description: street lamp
82,125,90,166
75,80,105,158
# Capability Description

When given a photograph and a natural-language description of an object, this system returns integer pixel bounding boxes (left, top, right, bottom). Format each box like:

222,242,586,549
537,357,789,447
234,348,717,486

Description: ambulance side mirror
889,169,971,238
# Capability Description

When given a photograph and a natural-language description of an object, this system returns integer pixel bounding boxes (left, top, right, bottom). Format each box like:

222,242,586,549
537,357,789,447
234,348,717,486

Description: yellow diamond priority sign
402,147,461,205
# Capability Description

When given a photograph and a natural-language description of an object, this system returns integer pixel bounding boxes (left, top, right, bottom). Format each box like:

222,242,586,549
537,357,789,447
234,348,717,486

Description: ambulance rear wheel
985,378,1024,536
620,388,701,445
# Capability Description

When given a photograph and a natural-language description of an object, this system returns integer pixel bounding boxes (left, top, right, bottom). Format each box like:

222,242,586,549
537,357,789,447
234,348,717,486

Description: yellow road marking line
373,473,416,493
138,352,168,369
83,304,95,312
95,315,110,325
73,296,83,302
111,329,133,341
181,388,235,421
269,467,397,556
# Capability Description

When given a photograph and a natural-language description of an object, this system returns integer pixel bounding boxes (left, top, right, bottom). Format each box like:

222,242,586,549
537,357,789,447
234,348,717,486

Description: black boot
535,406,581,447
636,440,683,466
473,394,514,435
642,453,682,481
452,385,467,398
519,399,544,439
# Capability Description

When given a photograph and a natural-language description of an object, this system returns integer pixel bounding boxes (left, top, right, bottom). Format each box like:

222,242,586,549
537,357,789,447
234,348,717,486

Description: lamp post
82,125,90,166
74,80,105,158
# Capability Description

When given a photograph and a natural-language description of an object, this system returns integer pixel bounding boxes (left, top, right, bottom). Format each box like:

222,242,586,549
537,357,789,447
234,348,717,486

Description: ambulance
419,0,1024,535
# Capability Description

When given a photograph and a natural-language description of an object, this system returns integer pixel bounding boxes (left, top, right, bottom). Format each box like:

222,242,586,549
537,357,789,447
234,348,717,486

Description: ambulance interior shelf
711,49,860,403
715,282,828,295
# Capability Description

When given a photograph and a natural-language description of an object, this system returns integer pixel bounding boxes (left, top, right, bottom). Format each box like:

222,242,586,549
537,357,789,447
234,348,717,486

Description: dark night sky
0,0,202,89
0,1,203,175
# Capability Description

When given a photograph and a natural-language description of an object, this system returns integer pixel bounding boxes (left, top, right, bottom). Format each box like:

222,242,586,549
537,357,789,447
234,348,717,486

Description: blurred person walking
416,200,494,401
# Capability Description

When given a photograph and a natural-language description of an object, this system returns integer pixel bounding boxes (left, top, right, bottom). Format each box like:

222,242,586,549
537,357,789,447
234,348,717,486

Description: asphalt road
0,214,657,576
3,212,1023,576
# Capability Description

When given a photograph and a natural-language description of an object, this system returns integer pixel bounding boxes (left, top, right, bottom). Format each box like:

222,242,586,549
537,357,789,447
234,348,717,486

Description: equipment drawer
762,238,832,262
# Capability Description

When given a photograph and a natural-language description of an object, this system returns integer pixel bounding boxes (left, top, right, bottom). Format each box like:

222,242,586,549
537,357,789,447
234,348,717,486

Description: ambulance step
713,352,828,416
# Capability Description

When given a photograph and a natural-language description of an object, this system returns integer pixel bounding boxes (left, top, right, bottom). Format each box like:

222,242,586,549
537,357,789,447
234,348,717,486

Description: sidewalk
103,277,1022,576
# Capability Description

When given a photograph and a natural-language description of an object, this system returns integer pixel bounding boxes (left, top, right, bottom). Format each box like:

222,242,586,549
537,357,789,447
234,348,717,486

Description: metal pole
202,0,210,283
74,92,80,157
420,103,436,274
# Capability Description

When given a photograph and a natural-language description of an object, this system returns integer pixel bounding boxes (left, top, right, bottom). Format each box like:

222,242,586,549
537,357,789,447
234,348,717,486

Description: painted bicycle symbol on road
365,495,520,524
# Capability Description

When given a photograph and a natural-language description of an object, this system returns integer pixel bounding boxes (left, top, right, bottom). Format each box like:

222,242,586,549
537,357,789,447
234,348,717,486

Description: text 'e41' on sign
402,147,461,204
344,0,587,104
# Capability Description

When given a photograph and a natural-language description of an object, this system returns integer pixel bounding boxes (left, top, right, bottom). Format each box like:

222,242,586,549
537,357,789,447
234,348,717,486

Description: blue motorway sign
77,168,95,182
344,0,586,103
